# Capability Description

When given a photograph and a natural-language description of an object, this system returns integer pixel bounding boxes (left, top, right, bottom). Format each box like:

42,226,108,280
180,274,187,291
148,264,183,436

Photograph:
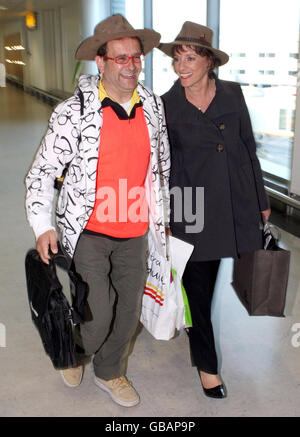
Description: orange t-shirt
85,105,150,237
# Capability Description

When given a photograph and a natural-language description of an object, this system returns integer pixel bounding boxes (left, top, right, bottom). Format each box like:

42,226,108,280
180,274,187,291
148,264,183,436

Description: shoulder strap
77,88,85,116
153,93,159,111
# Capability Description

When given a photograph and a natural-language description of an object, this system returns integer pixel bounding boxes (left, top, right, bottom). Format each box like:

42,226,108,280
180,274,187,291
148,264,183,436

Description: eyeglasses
103,55,143,65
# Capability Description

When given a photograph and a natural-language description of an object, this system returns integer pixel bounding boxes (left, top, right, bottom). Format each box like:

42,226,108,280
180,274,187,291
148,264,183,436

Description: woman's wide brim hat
76,14,161,60
158,21,229,66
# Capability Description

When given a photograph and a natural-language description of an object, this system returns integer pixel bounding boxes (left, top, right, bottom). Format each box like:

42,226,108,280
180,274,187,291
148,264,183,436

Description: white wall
26,15,47,90
26,0,81,92
0,0,81,93
0,28,4,65
0,18,24,63
60,0,81,92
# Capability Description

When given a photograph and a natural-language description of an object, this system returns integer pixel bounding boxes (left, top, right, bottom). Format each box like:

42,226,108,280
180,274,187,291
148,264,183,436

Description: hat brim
76,29,161,61
158,41,229,66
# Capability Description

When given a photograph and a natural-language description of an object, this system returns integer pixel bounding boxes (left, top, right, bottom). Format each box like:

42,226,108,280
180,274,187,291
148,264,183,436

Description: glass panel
152,0,207,95
219,0,300,181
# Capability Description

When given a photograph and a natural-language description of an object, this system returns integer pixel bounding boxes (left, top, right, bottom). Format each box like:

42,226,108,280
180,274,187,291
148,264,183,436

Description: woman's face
173,45,210,89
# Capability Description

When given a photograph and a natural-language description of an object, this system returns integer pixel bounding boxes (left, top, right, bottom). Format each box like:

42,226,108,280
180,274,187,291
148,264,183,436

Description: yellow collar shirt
98,79,140,116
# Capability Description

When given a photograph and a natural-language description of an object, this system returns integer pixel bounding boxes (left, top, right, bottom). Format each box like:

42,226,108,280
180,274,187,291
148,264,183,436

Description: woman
160,22,271,398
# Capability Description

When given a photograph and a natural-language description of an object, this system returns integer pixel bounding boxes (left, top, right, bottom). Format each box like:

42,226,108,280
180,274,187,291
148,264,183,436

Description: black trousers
182,260,221,374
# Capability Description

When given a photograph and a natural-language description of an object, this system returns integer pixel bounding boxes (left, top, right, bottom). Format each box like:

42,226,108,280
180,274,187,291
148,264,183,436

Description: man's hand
261,208,271,223
36,230,58,264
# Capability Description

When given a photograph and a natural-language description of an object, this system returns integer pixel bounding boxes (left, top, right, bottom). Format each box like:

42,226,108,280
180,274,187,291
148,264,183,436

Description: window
152,0,207,95
231,69,245,74
279,109,287,130
291,109,296,131
259,70,275,75
111,0,126,16
123,0,143,28
259,52,275,58
219,0,299,180
279,109,296,132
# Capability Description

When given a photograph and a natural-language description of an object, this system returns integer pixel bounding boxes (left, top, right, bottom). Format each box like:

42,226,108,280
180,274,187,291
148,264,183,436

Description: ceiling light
5,45,25,51
6,59,26,65
26,12,37,30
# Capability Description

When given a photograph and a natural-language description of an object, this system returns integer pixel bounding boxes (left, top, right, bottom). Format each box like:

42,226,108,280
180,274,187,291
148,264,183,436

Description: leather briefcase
25,243,87,368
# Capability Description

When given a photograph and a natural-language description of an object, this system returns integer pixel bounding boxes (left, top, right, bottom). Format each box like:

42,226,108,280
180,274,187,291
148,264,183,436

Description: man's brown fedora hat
76,14,161,60
158,21,229,66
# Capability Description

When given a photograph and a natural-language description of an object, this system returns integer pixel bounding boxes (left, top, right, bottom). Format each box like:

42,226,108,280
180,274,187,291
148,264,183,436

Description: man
25,14,170,408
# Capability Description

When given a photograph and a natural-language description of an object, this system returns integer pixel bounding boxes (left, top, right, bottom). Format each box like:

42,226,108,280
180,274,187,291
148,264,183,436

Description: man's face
95,37,142,103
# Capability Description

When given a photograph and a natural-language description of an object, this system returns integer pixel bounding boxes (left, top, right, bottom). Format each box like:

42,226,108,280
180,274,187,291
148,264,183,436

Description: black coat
162,77,269,261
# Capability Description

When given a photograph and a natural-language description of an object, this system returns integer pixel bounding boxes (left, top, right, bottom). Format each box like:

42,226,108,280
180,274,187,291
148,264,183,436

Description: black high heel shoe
197,369,227,399
202,384,226,399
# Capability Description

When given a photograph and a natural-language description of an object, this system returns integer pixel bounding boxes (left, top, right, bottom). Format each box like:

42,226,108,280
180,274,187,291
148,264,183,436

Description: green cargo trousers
73,231,148,380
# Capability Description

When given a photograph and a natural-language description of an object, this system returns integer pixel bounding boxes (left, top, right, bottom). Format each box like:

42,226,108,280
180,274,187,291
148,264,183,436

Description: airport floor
0,83,300,418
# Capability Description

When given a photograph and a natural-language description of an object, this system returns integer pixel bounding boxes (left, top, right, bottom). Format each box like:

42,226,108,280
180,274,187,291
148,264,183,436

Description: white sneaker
60,365,83,388
94,375,140,407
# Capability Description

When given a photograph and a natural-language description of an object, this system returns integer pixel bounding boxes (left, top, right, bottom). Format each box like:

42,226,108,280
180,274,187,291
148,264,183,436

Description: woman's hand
261,208,271,223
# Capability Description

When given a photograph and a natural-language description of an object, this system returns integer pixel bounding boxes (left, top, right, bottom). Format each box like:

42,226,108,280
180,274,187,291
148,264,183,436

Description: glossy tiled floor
0,84,299,417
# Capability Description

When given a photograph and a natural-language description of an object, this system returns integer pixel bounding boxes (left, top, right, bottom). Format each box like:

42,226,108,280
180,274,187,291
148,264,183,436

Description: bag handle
49,242,87,324
263,222,280,250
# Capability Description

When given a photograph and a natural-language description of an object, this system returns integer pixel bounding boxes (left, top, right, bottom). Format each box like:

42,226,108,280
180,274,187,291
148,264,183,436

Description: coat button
216,144,224,152
219,123,226,130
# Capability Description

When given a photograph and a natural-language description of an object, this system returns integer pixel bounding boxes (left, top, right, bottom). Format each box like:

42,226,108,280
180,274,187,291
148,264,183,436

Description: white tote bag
140,230,178,340
140,231,194,340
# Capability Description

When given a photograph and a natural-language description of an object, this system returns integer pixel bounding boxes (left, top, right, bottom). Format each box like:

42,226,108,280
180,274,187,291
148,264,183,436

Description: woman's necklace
186,79,216,112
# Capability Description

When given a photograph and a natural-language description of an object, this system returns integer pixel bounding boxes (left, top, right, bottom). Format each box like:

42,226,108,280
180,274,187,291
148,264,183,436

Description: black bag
25,243,87,368
231,224,290,317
